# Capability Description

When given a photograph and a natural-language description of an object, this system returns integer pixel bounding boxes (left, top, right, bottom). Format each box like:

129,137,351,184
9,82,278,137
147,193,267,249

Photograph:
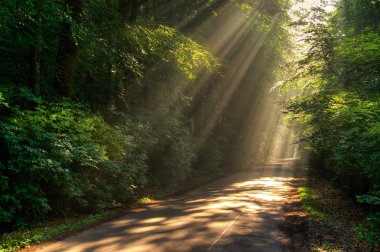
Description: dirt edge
281,169,373,252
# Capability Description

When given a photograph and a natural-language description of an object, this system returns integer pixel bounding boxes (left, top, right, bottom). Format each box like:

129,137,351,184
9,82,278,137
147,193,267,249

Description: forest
0,0,291,232
0,0,379,250
284,0,380,245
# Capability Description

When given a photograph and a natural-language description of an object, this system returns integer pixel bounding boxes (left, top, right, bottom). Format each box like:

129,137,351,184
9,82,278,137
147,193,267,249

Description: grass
297,171,373,251
310,245,343,252
298,186,326,220
0,209,125,252
297,181,348,251
138,193,164,204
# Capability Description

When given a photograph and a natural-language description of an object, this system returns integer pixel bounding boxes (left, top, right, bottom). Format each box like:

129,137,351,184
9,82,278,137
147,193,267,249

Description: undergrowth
0,209,124,252
298,171,373,251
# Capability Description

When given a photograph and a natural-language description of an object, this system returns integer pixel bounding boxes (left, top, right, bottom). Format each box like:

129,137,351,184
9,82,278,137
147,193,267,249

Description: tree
54,0,84,97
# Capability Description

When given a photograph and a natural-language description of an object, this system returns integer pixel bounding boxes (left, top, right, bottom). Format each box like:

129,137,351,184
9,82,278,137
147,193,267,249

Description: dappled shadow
40,159,305,252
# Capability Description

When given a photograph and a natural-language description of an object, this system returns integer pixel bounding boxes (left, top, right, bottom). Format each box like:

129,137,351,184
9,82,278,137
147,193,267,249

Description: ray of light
195,13,281,141
138,1,301,169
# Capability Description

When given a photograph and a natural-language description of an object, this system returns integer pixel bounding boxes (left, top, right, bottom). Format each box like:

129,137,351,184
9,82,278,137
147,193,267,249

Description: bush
146,111,195,188
0,87,149,231
194,137,226,177
357,192,380,248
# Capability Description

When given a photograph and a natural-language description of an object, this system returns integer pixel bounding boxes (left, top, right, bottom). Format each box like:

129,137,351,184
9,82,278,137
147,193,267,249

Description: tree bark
119,0,150,22
28,2,41,95
28,44,40,95
107,64,115,107
153,0,158,21
54,0,84,98
129,0,139,21
119,0,133,21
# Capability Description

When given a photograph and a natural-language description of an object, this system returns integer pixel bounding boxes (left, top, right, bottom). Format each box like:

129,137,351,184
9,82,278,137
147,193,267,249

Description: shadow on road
40,159,305,252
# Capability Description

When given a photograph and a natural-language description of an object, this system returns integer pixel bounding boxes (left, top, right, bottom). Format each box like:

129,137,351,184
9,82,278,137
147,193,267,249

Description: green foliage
0,87,149,230
284,0,380,248
0,0,292,238
144,109,195,188
357,192,380,206
194,137,226,176
299,187,325,219
0,0,222,231
0,209,123,252
336,31,380,66
338,0,380,33
288,91,380,191
356,192,380,247
124,24,220,79
0,0,66,84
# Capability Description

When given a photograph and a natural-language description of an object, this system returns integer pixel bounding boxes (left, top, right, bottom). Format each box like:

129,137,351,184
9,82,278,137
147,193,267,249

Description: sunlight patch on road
140,217,167,224
208,221,234,229
129,225,161,234
190,212,214,218
249,193,283,201
38,167,301,252
207,201,247,210
124,244,158,252
236,178,285,187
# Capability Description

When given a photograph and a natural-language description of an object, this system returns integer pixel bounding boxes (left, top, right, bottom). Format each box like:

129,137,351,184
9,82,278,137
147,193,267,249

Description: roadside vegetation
0,0,292,250
284,170,372,252
0,209,125,252
1,0,379,250
282,0,380,249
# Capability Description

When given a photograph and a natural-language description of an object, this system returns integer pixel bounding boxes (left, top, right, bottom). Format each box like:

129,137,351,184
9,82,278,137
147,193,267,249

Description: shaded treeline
285,0,380,246
0,0,291,231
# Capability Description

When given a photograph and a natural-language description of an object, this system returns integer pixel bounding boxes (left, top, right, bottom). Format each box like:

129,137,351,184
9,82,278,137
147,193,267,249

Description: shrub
0,87,149,231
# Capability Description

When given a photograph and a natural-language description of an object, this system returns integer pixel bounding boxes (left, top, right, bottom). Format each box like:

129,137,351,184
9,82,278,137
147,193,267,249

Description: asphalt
38,159,304,252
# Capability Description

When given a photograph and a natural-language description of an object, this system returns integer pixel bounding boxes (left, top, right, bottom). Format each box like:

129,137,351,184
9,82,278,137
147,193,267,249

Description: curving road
38,159,304,252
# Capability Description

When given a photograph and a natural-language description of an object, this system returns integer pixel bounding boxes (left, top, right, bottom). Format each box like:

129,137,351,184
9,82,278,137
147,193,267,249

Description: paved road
39,159,304,252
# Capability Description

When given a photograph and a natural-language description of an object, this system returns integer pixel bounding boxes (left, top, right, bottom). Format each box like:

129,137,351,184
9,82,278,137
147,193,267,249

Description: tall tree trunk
54,0,84,98
129,0,139,21
29,2,41,95
119,0,133,21
107,64,115,107
153,0,158,21
119,0,149,22
28,44,40,95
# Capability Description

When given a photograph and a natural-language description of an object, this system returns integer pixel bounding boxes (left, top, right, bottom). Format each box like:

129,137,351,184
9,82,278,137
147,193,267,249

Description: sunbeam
139,0,300,170
193,12,281,140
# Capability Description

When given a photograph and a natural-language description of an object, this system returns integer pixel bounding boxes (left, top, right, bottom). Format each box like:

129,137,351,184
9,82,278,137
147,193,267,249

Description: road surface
38,159,304,252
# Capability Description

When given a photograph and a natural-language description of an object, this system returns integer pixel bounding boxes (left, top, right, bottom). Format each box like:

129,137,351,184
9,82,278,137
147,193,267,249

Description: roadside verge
282,169,373,251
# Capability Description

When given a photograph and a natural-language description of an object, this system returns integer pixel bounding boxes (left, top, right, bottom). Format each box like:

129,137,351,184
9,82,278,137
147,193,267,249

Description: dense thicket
0,0,291,232
285,0,380,245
